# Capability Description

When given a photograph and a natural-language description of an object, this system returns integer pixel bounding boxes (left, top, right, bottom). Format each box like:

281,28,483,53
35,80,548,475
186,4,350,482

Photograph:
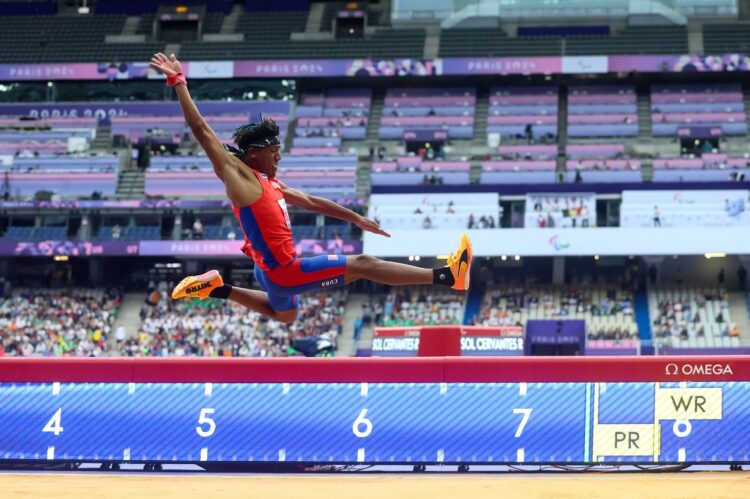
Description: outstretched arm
149,53,231,182
280,183,390,238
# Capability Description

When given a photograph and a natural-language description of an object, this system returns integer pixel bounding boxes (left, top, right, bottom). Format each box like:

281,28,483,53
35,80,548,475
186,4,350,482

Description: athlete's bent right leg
227,287,297,324
171,270,297,324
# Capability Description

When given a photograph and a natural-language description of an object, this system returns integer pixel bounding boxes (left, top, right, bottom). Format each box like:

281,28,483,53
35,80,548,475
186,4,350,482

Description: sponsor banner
608,54,750,73
0,200,232,210
2,55,750,82
0,241,137,256
372,326,524,357
0,101,288,120
0,198,365,210
185,61,234,79
0,239,361,257
441,56,561,75
139,239,362,257
0,63,105,81
677,126,723,138
562,56,608,74
403,130,449,141
364,226,750,257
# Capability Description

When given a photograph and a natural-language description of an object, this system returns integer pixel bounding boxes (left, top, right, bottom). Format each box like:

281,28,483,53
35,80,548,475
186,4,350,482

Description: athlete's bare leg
344,254,433,285
227,287,297,324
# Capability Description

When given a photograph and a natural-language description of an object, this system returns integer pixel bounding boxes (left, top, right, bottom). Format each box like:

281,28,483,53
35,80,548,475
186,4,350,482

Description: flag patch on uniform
328,255,339,261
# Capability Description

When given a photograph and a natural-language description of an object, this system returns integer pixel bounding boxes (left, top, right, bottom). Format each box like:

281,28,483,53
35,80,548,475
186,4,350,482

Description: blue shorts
254,254,347,312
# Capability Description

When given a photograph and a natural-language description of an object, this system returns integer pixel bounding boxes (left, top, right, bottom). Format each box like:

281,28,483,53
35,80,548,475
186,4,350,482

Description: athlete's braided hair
232,118,280,152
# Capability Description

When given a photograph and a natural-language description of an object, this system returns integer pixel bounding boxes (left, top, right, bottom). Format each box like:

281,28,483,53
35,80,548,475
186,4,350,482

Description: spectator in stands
192,218,203,240
574,166,583,183
653,206,662,227
524,124,534,144
423,216,432,229
718,268,725,285
227,229,237,241
738,266,747,290
112,224,121,240
649,265,658,285
0,288,120,357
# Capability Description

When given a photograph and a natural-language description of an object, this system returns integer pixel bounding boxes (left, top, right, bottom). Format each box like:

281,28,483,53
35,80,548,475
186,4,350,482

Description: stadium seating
564,143,642,183
478,285,639,343
123,289,347,357
380,87,475,140
4,172,117,198
620,190,749,228
368,193,499,230
0,14,164,63
0,288,121,356
488,86,557,141
567,85,638,137
651,83,747,136
649,287,742,349
295,89,370,144
376,286,466,326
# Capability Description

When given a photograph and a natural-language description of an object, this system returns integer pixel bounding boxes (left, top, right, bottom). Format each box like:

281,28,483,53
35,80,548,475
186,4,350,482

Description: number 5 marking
196,408,216,437
512,408,532,438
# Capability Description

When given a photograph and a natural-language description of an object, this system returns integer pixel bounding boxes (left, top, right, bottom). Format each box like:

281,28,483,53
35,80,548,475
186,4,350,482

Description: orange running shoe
445,233,473,291
171,269,224,300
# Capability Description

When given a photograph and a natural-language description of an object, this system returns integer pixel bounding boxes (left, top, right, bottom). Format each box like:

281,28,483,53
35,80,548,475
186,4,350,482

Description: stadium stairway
556,85,568,180
109,293,146,348
356,158,371,198
305,2,325,33
365,90,384,142
463,284,484,325
634,289,652,341
121,17,140,36
338,293,368,356
729,292,750,338
220,4,244,34
471,88,489,145
637,88,652,138
116,170,145,198
91,122,113,150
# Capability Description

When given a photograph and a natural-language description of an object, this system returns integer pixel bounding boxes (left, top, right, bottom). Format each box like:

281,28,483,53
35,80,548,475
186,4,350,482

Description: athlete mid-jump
150,53,472,324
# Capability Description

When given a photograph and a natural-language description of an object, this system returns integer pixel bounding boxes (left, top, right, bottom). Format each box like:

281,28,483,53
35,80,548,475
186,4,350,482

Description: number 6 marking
196,408,216,437
513,408,532,438
352,409,373,438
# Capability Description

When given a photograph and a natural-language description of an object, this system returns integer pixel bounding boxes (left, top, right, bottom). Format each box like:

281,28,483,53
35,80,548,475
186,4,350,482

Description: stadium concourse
1,0,750,494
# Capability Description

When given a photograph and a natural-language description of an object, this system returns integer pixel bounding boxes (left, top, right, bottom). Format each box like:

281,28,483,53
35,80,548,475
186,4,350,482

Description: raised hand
149,53,183,76
355,214,391,238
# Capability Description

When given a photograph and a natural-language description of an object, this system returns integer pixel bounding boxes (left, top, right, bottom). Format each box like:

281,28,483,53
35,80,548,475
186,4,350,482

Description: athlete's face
247,145,281,178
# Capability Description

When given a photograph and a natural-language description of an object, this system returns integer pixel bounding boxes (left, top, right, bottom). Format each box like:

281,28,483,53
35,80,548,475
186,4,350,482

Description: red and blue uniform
232,169,347,311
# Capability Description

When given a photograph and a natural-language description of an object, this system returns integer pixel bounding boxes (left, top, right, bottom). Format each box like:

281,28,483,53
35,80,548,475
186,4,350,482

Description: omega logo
665,363,733,376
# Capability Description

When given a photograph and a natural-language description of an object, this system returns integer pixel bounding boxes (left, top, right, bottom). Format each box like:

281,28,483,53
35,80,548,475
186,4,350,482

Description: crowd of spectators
0,288,121,356
374,286,464,326
115,289,347,357
477,286,638,339
652,289,739,340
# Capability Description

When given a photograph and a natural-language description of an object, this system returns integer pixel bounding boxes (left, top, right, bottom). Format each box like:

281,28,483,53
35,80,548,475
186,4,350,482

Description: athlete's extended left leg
345,233,472,291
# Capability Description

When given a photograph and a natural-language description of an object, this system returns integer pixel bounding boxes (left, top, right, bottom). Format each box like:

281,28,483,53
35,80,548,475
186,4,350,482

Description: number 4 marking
513,408,532,438
43,408,63,436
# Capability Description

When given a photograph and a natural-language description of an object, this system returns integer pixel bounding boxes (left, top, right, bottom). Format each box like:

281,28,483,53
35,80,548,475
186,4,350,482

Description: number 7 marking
513,408,532,438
